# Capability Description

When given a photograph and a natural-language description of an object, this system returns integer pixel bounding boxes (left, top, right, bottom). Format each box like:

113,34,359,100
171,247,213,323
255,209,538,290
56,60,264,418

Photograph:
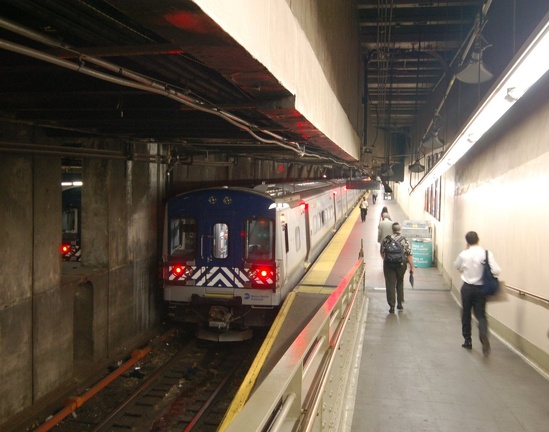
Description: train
61,186,82,262
161,180,364,340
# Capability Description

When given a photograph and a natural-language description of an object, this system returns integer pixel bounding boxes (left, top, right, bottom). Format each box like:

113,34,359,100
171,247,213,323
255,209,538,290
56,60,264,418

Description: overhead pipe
0,17,314,159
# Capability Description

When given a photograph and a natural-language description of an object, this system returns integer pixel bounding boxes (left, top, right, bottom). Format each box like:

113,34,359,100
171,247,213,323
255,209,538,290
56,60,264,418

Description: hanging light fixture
411,12,549,193
408,160,425,173
421,129,445,150
456,46,493,84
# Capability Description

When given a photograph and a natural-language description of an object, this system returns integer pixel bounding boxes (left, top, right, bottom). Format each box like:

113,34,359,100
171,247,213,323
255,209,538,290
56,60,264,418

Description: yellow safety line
299,204,362,287
217,290,297,431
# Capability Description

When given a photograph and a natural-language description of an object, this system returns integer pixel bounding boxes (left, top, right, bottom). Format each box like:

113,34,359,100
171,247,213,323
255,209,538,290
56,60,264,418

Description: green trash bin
411,238,432,267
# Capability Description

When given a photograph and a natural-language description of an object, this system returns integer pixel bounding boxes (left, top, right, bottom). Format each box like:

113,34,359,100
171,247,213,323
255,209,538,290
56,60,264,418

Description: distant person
380,206,391,222
454,231,501,356
377,212,393,243
372,190,378,204
380,223,414,313
359,196,369,222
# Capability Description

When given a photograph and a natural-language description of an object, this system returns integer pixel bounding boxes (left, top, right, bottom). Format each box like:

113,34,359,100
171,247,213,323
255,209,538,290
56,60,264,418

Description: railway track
35,328,264,432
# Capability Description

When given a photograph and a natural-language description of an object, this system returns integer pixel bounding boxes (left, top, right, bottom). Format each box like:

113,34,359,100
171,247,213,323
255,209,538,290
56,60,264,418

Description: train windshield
245,218,273,260
169,217,196,258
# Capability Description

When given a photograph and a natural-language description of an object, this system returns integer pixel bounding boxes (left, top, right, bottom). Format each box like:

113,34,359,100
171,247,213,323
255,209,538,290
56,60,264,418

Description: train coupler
208,306,232,329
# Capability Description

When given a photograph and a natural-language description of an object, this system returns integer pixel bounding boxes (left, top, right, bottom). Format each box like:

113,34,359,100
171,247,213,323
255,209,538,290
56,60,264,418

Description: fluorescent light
411,13,549,193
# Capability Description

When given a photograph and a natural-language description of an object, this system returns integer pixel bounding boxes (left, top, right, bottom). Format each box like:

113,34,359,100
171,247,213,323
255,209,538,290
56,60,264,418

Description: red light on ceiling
164,12,218,34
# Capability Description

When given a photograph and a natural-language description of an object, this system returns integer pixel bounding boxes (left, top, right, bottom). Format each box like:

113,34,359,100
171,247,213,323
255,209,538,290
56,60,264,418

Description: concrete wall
194,0,363,160
393,73,549,375
0,134,165,424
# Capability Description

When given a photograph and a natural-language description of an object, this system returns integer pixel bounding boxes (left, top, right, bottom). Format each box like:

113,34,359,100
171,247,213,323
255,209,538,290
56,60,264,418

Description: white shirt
454,245,501,285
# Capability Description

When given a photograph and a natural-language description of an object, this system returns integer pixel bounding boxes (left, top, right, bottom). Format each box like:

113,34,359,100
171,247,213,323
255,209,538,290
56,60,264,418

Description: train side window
62,208,78,233
213,223,229,259
294,226,300,252
169,217,196,257
245,218,273,260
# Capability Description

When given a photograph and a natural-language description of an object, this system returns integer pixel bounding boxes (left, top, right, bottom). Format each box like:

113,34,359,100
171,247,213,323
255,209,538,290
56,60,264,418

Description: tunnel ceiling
360,0,483,134
0,1,548,172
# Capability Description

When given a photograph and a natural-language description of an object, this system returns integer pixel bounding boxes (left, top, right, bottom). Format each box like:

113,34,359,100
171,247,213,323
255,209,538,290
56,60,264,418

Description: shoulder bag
481,250,500,296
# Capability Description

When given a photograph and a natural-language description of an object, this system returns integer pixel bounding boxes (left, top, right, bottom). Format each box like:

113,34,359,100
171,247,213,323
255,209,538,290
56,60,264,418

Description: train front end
162,187,279,341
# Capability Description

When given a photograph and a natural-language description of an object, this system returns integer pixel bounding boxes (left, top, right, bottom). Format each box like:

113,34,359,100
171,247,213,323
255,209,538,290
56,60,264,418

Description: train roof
252,179,345,197
168,180,350,208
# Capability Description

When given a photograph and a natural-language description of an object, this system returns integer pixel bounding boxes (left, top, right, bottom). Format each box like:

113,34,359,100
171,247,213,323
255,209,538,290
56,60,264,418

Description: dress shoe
397,303,403,310
481,338,491,356
462,338,472,349
389,307,395,313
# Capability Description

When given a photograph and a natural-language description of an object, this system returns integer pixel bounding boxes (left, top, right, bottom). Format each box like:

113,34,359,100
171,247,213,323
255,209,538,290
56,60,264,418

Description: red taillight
61,244,70,254
299,202,307,211
248,264,274,289
168,263,192,282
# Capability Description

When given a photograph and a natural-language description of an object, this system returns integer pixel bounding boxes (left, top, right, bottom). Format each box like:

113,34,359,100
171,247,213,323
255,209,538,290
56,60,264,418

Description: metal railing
225,259,366,432
504,283,549,305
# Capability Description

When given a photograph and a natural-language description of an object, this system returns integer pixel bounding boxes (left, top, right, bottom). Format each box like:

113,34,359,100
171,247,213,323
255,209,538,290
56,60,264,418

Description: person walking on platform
372,190,378,204
377,212,393,243
359,196,369,222
380,206,391,222
380,223,414,313
454,231,501,356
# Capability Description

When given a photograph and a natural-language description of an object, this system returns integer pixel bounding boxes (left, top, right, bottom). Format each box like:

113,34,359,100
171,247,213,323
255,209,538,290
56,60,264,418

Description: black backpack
385,235,405,264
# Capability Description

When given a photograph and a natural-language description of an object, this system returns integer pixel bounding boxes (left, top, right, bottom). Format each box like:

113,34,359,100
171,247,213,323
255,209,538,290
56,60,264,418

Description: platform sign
411,240,433,267
346,179,381,190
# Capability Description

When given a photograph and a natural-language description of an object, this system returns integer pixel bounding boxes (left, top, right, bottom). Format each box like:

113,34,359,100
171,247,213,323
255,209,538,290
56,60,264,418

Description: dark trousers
372,195,377,204
383,261,407,307
460,283,488,341
360,208,367,221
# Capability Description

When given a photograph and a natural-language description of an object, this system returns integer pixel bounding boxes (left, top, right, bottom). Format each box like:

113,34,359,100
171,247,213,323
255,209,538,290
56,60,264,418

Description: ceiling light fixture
456,49,493,84
411,13,549,193
408,161,425,173
421,130,445,150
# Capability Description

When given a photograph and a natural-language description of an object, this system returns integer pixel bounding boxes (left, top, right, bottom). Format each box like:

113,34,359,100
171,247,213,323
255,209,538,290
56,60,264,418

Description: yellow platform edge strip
217,290,297,431
299,204,363,287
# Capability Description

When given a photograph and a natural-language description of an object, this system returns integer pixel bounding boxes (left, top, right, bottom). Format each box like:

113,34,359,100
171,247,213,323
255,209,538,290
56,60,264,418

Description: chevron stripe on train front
193,266,248,287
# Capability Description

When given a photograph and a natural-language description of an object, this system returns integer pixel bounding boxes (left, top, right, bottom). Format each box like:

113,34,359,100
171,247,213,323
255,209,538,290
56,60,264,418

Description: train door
199,208,240,288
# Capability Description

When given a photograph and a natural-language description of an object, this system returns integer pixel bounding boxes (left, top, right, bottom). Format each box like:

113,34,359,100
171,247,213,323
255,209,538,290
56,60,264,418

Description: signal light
61,244,70,254
299,202,307,211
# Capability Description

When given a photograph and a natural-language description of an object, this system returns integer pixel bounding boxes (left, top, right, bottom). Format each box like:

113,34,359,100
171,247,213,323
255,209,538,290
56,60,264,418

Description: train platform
347,198,549,432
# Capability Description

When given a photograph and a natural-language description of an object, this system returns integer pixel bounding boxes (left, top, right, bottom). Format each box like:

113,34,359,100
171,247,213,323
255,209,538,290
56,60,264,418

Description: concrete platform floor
349,197,549,432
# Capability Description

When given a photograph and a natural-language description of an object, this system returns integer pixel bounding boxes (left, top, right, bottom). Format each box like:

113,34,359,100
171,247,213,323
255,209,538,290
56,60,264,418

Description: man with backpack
380,222,414,313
